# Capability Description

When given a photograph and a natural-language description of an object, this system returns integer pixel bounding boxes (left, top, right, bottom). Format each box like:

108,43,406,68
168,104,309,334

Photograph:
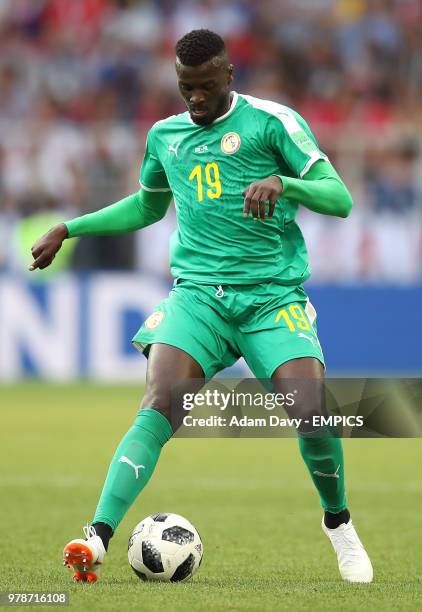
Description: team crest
145,311,164,330
221,132,241,155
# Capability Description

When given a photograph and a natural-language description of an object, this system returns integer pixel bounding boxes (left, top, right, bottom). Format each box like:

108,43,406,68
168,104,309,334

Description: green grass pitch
1,383,421,611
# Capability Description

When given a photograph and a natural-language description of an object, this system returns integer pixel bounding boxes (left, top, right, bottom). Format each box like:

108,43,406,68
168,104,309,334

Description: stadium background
1,4,421,610
0,0,421,378
0,0,422,380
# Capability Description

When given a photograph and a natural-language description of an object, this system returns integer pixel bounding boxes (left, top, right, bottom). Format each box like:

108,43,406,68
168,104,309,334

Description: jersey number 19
189,162,222,202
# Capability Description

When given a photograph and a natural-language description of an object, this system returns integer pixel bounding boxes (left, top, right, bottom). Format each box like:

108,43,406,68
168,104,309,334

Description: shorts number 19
275,304,311,332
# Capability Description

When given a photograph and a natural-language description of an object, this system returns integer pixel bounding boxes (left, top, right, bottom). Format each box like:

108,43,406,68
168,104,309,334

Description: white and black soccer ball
128,513,203,582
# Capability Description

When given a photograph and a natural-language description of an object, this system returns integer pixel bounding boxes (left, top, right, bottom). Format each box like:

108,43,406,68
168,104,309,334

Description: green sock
298,429,347,514
92,408,173,532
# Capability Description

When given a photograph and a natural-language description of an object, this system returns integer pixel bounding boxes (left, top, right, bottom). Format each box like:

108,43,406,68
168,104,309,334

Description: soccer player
30,29,373,583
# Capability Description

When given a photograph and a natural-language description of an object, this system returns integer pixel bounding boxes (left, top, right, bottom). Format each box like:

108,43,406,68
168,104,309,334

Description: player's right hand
29,223,69,271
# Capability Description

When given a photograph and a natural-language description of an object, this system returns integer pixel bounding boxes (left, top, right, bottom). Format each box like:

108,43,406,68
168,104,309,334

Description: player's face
176,57,233,125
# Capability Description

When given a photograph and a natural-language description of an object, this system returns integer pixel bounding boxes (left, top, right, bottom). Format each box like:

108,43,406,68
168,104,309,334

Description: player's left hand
242,176,283,221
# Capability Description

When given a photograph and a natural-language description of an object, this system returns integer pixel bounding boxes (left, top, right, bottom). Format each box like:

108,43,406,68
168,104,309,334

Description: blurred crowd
0,0,421,282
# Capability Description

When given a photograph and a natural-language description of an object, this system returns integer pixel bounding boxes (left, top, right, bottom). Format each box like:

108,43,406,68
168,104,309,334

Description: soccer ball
128,513,203,582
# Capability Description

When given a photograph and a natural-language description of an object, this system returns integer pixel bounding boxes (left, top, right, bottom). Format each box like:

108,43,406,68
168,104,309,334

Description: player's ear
227,64,234,84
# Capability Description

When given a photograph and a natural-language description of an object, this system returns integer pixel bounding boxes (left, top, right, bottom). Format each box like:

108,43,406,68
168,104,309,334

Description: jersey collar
187,91,239,126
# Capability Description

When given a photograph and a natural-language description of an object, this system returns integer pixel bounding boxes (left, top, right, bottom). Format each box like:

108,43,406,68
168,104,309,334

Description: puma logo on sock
118,456,145,479
313,464,340,479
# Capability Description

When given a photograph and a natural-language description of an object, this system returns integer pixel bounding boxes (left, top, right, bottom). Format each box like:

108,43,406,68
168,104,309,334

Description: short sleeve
139,128,171,192
267,108,328,178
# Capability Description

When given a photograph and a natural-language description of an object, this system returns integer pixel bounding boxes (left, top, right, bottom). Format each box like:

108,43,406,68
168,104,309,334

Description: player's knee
142,402,171,422
140,389,171,421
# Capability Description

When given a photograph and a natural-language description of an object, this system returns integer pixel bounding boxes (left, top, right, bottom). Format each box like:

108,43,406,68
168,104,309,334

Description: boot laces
83,524,97,540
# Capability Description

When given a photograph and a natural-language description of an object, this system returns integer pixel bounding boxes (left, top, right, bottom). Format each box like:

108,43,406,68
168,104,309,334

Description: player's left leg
271,358,372,582
271,357,373,582
272,358,347,517
237,288,373,583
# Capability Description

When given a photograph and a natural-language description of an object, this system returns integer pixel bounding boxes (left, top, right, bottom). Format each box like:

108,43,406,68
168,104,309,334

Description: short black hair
175,29,226,66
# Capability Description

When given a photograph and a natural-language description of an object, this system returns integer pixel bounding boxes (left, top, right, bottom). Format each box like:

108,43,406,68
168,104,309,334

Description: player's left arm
277,160,353,217
243,109,352,220
242,161,352,220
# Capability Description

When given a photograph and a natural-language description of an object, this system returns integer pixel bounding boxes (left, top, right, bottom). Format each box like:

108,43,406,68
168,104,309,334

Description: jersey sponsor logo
168,142,181,157
144,311,164,330
221,132,241,155
194,144,209,153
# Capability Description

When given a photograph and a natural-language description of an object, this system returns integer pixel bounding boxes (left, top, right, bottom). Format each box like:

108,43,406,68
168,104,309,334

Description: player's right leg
63,343,204,582
64,281,237,582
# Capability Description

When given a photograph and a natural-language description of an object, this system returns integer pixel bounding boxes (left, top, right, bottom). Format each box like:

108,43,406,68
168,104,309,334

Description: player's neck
216,91,233,120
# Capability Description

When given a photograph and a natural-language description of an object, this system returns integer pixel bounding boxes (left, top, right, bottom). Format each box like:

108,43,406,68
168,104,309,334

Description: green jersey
140,92,328,285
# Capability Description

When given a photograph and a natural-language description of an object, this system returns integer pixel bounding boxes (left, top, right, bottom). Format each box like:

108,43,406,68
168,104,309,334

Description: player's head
175,29,233,126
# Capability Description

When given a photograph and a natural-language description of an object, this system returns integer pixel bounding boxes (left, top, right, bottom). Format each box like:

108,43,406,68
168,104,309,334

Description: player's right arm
29,127,172,271
29,189,171,270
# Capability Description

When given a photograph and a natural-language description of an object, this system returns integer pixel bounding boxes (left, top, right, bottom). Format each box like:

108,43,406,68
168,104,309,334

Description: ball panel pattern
170,553,196,582
162,526,194,546
151,513,170,522
128,530,144,551
128,513,203,582
142,540,164,573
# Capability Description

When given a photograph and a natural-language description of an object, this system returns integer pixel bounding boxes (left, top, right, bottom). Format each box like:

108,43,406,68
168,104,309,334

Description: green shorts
132,280,324,379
